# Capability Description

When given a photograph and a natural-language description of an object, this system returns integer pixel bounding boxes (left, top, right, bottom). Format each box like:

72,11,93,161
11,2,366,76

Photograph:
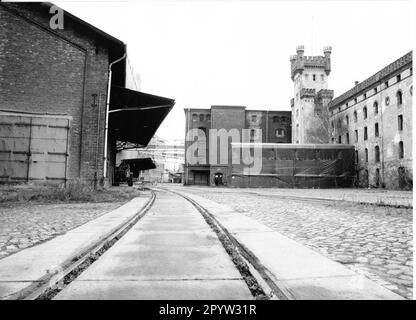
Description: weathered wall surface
0,3,110,185
329,53,412,189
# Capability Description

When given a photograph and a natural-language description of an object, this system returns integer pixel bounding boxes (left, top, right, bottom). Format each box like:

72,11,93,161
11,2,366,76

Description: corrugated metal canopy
109,86,175,146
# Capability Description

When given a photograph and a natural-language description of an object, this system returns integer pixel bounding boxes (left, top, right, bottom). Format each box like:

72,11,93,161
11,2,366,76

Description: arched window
251,115,257,122
399,141,404,158
346,115,349,125
273,116,279,122
375,145,380,162
365,148,368,162
206,114,211,121
363,106,367,119
199,114,204,122
397,90,403,105
313,74,316,81
374,101,378,115
192,113,198,121
354,111,358,122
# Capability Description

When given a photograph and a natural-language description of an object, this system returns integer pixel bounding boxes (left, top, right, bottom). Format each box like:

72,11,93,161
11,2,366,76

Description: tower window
346,132,350,144
355,130,358,142
375,123,379,137
365,148,368,163
385,81,389,88
363,93,367,99
364,127,368,140
398,115,403,131
338,136,341,144
354,111,358,122
397,74,401,82
363,106,367,119
374,87,378,94
346,115,349,125
331,121,334,129
397,90,403,105
313,74,316,81
399,141,404,158
375,145,380,162
374,101,379,115
199,114,205,122
206,114,211,121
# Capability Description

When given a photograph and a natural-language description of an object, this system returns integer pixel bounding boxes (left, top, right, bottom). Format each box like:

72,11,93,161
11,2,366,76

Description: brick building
184,106,291,185
328,51,413,189
0,3,174,186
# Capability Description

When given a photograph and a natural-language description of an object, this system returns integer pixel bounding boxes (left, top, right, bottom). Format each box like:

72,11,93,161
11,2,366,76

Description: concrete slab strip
0,194,152,300
174,189,405,300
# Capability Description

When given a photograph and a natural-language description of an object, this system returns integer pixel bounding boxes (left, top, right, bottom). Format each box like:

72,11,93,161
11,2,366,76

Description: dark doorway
375,168,380,188
193,171,209,185
398,167,406,189
214,173,224,186
363,169,369,188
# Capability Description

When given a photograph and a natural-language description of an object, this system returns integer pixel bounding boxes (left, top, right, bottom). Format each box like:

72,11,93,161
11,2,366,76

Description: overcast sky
53,0,414,140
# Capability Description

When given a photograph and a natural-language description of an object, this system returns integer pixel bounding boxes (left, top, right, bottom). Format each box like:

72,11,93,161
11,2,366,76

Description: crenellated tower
290,45,334,144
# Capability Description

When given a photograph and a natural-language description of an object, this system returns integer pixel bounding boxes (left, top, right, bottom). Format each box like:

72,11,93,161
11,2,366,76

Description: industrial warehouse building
0,2,174,186
184,47,412,189
329,52,412,189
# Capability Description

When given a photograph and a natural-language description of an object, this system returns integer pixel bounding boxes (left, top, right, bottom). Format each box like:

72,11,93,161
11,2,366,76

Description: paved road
172,186,413,299
0,202,125,260
55,190,252,300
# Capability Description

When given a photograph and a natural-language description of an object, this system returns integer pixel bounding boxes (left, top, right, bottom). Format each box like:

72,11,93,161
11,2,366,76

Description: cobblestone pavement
176,186,413,299
0,202,126,260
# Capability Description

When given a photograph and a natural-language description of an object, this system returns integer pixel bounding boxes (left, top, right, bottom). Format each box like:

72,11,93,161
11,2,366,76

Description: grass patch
0,180,141,205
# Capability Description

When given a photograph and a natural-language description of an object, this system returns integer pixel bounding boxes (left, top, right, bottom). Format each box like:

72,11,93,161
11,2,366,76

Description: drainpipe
103,52,127,179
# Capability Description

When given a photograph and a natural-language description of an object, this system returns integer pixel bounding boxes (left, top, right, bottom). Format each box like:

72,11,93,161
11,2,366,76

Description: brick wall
0,3,113,185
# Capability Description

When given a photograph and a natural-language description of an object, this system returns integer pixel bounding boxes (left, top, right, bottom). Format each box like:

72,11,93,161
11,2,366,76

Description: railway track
9,188,283,300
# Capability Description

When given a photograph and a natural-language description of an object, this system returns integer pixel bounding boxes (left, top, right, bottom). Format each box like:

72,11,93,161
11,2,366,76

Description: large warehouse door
193,171,209,185
0,112,70,184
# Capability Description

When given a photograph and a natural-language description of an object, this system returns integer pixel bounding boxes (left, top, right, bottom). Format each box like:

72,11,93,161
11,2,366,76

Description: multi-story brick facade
290,46,334,144
328,51,413,189
184,106,291,186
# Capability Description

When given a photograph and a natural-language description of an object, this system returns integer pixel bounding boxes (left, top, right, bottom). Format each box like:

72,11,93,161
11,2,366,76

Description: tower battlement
290,45,332,80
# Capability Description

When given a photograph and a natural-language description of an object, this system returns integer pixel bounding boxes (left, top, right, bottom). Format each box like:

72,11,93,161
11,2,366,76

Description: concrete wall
0,3,112,185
